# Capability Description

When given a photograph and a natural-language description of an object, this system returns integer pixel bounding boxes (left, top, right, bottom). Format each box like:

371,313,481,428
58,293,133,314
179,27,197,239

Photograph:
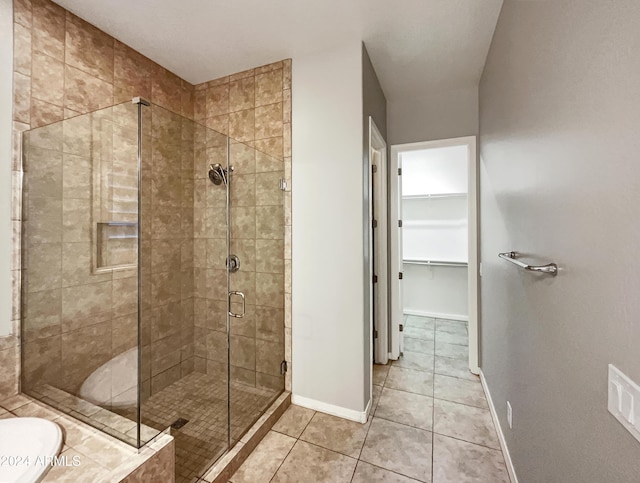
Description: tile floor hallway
224,316,509,482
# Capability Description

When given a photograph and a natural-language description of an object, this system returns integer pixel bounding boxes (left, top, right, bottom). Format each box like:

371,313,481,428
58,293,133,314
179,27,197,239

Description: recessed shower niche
20,97,286,481
96,222,138,270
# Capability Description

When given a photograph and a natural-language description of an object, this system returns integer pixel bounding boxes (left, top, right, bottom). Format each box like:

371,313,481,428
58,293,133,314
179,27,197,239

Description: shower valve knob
227,254,241,273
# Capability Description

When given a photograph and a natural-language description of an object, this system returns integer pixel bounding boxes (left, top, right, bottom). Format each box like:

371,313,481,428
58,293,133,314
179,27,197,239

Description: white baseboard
291,394,369,423
480,370,518,483
404,309,468,322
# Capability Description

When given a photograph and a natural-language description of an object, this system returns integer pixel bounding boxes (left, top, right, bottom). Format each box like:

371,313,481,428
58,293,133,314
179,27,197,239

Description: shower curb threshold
201,391,291,482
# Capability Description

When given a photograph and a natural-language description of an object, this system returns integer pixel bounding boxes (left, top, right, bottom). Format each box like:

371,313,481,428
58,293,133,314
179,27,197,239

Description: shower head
209,163,230,185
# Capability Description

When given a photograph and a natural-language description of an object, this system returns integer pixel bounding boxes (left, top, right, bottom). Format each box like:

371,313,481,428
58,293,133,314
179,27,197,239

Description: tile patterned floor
140,372,279,483
226,316,510,482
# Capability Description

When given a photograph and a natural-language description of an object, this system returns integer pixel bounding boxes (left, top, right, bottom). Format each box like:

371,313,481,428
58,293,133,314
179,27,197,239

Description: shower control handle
229,291,245,318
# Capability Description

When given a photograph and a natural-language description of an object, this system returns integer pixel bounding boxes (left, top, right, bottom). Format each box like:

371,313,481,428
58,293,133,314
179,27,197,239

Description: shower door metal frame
224,139,232,448
133,96,150,449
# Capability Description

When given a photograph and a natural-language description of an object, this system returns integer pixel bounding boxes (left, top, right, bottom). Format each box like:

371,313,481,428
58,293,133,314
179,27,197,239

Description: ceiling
52,0,503,102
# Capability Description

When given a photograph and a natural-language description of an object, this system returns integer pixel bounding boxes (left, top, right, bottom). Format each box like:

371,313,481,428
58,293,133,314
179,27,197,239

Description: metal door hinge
398,220,403,228
398,168,402,176
373,275,378,284
372,219,378,229
280,360,288,374
372,164,378,174
399,272,403,280
399,324,404,332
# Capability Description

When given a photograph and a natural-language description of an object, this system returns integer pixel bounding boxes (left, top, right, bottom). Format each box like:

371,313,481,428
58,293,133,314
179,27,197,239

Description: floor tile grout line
370,411,500,453
393,356,471,370
380,365,390,386
355,388,377,464
260,436,295,483
356,458,429,483
393,364,475,378
374,367,433,482
434,395,489,411
431,431,503,453
297,409,318,438
383,378,488,409
378,384,433,399
267,408,317,482
291,438,360,462
371,413,432,434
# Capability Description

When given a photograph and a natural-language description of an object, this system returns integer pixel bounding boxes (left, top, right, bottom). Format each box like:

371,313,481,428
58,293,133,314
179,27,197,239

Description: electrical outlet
507,401,513,429
608,364,640,443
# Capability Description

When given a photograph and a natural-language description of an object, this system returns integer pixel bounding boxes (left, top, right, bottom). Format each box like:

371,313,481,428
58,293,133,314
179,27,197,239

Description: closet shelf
402,193,467,200
403,259,468,267
403,219,467,227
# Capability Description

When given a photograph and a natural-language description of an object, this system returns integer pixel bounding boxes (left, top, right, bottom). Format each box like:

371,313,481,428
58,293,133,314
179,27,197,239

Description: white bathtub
79,347,138,409
0,417,62,483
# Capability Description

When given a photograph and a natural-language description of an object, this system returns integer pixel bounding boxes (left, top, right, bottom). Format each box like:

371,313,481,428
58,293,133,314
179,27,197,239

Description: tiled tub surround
226,316,510,483
0,393,175,482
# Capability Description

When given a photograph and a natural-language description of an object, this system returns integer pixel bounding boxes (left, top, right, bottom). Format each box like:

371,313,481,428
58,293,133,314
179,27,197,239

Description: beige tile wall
8,0,197,403
193,62,292,392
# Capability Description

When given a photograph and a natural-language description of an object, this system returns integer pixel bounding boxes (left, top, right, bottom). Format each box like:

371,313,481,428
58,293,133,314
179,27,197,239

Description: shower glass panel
227,142,285,445
137,105,233,476
139,103,285,480
21,102,143,446
20,98,285,480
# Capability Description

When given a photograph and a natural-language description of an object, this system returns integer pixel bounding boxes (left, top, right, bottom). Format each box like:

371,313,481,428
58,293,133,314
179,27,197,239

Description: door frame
388,141,403,360
369,118,389,365
389,136,479,375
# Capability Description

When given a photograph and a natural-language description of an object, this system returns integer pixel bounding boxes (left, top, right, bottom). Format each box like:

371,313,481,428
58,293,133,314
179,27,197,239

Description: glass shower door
139,105,232,481
227,142,285,444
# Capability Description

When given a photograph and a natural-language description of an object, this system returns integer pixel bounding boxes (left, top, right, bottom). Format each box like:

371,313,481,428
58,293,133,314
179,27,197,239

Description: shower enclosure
20,98,286,481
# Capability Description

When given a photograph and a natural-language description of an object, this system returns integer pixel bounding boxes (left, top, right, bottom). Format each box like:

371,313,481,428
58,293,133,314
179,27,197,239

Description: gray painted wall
362,43,387,407
480,1,640,481
387,86,478,145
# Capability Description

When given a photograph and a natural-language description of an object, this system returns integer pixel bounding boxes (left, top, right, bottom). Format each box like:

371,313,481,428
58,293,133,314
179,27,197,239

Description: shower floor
140,371,279,482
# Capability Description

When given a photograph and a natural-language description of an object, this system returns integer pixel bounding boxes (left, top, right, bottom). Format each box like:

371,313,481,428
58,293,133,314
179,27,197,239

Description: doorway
389,137,478,374
369,119,389,367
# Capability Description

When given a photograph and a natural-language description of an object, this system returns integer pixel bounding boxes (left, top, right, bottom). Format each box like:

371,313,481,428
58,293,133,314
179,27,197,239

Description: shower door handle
229,291,246,318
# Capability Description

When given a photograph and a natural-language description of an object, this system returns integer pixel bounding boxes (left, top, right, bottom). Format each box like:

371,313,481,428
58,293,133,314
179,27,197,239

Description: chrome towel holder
498,251,558,276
